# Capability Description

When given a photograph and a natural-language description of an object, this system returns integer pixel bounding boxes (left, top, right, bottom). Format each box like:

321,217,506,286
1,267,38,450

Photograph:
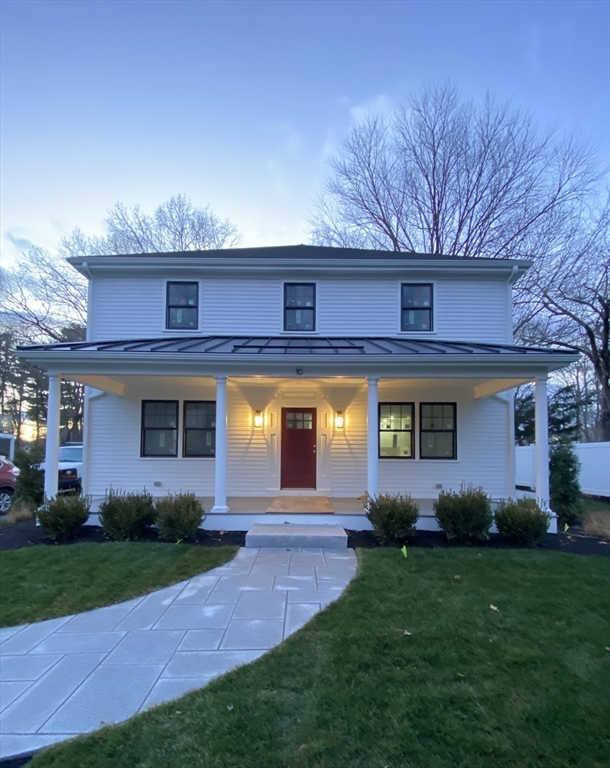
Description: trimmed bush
434,484,493,541
99,489,155,540
37,494,90,541
155,492,205,542
550,440,583,527
495,498,551,546
13,448,44,506
364,493,419,545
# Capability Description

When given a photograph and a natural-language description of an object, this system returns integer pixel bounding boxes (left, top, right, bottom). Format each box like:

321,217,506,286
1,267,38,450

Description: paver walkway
0,546,357,761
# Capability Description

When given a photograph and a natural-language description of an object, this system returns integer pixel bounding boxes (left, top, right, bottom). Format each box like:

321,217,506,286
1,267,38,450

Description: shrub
99,489,155,540
12,448,44,506
433,484,493,541
37,494,90,541
494,498,551,546
364,493,419,545
550,440,583,527
155,492,205,542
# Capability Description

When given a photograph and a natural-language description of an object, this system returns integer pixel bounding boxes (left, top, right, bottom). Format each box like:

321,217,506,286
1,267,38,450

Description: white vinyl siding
89,275,510,343
86,378,510,501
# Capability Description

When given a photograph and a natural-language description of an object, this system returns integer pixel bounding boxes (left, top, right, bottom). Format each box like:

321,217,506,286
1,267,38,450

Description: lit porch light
253,410,263,428
335,411,345,429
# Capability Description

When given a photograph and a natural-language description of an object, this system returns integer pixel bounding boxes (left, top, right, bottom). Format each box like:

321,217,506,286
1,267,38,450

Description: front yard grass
0,543,236,627
30,548,610,768
582,497,610,539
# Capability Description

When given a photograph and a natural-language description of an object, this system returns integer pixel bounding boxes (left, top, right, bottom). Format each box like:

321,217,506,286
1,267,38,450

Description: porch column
44,374,61,500
212,375,229,513
367,377,379,498
535,376,550,508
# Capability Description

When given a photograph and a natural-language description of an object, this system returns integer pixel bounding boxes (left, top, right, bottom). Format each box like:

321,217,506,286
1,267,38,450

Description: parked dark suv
0,457,20,514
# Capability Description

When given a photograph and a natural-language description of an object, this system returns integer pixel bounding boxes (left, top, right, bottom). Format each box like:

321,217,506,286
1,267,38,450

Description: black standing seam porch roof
18,336,576,358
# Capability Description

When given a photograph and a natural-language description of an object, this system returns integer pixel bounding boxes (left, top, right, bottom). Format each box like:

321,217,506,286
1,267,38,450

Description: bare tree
311,83,607,436
60,194,241,257
522,201,610,440
0,247,87,342
1,194,241,445
311,84,602,260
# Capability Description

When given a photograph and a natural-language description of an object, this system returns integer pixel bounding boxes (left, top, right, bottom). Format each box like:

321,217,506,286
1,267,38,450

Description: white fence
515,442,610,498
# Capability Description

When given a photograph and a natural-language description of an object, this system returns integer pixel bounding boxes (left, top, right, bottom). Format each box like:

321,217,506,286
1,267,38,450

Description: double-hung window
379,403,414,458
166,282,198,330
401,283,433,331
141,401,178,457
420,403,456,459
183,401,216,457
284,283,315,332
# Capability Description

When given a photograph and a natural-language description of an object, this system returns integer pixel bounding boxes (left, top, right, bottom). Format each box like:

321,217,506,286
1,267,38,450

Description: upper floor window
401,283,433,331
167,282,198,330
420,403,456,459
284,283,315,332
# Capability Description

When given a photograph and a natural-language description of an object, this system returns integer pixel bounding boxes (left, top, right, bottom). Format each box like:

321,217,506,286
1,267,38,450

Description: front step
245,523,348,550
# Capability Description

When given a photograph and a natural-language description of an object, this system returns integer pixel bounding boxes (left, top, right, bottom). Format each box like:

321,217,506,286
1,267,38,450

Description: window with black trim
183,401,216,457
420,403,456,459
284,283,315,331
379,403,414,458
141,401,178,457
401,283,433,331
166,282,198,330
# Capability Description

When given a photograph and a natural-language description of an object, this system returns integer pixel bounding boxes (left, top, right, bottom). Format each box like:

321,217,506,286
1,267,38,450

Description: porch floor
88,496,439,516
199,496,438,516
200,497,367,515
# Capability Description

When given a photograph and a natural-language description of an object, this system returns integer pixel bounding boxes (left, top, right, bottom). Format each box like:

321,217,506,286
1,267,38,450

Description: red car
0,458,20,514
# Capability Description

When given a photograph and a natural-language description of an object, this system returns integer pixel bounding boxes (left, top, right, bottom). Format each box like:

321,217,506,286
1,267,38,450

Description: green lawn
581,497,610,539
0,543,236,627
582,498,610,514
30,548,610,768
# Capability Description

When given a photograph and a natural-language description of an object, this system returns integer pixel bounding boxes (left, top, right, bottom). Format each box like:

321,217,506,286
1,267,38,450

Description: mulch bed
0,518,608,557
0,519,246,551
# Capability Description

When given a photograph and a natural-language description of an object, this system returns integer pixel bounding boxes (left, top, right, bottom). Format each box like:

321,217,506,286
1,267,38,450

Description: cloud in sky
349,93,397,125
4,231,34,251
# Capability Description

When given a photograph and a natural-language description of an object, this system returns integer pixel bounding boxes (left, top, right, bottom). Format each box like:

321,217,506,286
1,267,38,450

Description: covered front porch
18,334,578,533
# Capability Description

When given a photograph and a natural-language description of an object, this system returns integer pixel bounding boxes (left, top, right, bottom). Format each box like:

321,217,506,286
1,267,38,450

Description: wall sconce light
335,411,345,429
253,410,263,429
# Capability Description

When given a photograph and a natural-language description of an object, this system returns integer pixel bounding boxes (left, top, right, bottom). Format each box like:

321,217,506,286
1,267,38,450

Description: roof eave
65,257,533,281
17,349,578,376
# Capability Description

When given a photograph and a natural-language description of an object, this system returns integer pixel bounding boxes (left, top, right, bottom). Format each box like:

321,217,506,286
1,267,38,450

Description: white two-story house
19,245,577,532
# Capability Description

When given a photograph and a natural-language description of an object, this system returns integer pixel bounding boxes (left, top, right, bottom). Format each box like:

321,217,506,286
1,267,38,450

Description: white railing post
367,377,379,498
44,374,61,500
212,375,229,513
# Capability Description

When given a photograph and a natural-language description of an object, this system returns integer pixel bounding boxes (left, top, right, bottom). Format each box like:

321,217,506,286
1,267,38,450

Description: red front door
281,408,317,489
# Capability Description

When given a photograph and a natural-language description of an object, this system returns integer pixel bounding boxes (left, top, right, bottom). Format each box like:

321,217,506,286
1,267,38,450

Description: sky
1,0,609,265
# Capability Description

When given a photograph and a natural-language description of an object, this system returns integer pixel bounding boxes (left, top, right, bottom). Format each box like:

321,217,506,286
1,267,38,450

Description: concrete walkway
0,547,357,761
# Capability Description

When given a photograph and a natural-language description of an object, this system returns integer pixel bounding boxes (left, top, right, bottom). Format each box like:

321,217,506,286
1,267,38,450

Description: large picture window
379,403,414,459
141,401,178,457
401,283,433,331
183,401,216,457
284,283,315,331
420,403,456,459
166,282,198,330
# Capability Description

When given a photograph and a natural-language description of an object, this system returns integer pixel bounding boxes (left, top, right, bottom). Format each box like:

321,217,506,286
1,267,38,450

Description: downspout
82,261,93,497
505,265,519,497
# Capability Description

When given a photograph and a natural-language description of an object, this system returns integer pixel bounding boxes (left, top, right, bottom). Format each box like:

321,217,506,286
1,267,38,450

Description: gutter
16,350,580,369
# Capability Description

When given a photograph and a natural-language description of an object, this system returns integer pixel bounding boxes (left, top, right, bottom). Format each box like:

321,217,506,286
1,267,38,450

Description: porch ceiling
66,373,532,398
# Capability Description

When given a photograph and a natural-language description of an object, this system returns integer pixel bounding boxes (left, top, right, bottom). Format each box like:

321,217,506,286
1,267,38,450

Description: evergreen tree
550,440,583,527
